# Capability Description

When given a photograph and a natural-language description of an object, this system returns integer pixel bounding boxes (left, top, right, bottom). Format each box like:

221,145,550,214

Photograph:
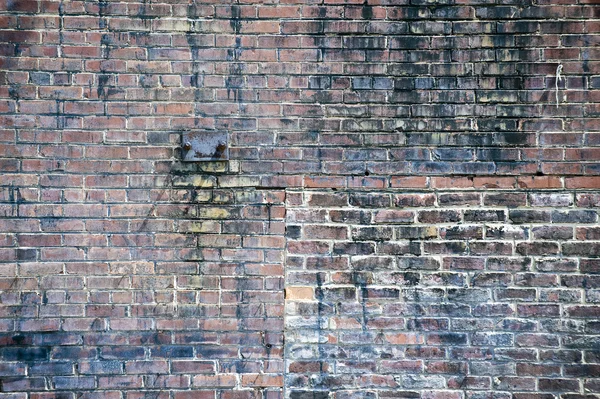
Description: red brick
566,177,600,188
517,176,562,189
240,374,283,387
174,391,215,399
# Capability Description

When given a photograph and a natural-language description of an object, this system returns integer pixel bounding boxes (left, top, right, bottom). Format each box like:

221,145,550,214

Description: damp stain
352,272,369,332
315,273,326,373
97,74,110,100
362,0,373,19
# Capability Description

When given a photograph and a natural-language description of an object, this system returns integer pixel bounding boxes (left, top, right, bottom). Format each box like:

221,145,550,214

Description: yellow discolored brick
197,207,231,219
199,162,228,173
172,175,216,188
179,221,220,233
285,286,314,301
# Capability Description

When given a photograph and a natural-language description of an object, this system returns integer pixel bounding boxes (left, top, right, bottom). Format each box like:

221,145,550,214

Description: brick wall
1,0,599,398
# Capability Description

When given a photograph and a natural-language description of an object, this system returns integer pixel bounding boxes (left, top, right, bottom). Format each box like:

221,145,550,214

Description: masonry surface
1,0,600,398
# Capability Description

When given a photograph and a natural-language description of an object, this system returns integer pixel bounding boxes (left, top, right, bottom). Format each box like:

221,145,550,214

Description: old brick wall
1,0,600,398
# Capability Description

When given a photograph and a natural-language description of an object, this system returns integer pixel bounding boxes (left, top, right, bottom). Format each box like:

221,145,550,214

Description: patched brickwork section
1,0,600,398
286,190,600,399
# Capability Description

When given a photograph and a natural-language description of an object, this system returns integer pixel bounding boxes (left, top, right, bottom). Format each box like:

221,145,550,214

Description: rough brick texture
286,190,600,398
1,0,600,398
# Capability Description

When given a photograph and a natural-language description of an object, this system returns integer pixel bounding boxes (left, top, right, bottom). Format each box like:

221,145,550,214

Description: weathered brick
351,227,393,241
2,1,600,398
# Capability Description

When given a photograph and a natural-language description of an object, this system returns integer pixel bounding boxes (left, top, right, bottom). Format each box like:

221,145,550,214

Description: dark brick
397,257,440,271
509,210,552,224
538,378,580,392
552,210,597,224
464,210,505,222
1,377,47,392
349,194,391,208
484,193,527,207
516,242,560,256
351,227,393,241
333,242,375,256
532,226,573,240
329,210,371,224
396,227,437,240
563,243,600,257
448,289,490,303
0,347,49,361
438,193,480,205
440,226,482,240
418,211,462,223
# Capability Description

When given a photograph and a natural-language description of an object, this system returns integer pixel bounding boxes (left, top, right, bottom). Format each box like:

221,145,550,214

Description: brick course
1,0,600,398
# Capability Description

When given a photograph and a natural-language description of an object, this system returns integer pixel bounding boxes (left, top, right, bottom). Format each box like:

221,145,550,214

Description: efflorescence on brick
0,0,600,398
